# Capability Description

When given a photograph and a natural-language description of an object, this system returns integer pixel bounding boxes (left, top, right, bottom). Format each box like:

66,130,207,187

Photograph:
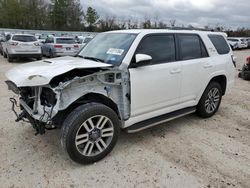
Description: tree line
0,0,249,37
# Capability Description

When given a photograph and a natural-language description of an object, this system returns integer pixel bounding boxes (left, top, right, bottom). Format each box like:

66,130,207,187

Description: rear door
177,34,212,104
129,34,182,118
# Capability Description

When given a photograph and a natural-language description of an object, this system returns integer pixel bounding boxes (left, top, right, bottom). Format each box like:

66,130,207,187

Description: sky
81,0,250,29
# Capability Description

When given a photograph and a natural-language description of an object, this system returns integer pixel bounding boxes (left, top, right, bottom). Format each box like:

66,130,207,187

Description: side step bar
126,107,196,133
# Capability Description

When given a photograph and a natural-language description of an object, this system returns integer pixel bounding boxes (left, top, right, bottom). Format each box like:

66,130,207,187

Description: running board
126,107,196,133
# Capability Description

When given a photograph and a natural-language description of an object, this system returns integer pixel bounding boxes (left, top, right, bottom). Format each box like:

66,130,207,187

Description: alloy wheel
75,115,114,157
205,88,220,113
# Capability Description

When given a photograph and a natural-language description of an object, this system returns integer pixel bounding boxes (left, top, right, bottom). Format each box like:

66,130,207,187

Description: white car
227,37,248,49
5,29,235,164
2,34,42,62
78,36,94,48
41,37,80,57
227,39,238,50
35,34,47,44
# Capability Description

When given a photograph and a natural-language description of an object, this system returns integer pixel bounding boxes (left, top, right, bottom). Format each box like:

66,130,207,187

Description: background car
227,39,238,50
42,36,80,58
246,38,250,48
78,36,94,48
228,37,248,49
35,33,47,44
2,34,42,62
0,35,5,55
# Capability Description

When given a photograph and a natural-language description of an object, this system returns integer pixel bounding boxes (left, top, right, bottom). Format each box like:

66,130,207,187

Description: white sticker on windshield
107,48,124,56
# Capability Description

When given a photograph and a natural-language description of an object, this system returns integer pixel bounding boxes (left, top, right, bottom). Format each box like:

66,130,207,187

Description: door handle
170,68,181,74
203,63,213,68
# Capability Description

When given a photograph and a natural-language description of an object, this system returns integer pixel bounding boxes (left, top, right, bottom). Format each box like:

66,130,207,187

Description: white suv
5,30,235,164
3,34,42,62
227,37,248,49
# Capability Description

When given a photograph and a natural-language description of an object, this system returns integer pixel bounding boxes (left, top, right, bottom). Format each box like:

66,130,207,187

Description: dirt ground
0,50,249,188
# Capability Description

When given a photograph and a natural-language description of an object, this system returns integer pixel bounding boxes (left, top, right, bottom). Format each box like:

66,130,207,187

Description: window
45,38,54,43
228,39,238,42
178,34,208,60
6,35,11,41
56,38,75,44
136,34,176,64
12,35,37,42
78,33,137,66
208,34,230,55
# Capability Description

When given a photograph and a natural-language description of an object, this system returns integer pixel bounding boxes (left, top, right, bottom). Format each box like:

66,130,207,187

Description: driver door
129,34,182,119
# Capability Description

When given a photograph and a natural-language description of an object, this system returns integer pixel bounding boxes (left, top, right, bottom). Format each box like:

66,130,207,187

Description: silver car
42,37,80,58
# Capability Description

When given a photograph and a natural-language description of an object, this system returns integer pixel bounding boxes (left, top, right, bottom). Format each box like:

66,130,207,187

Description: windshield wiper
82,56,105,63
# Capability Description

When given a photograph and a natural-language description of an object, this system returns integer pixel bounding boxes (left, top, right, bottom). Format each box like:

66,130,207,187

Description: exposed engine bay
6,68,130,135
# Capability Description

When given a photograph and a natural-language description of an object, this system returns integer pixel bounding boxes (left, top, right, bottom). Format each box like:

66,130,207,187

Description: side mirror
135,54,152,65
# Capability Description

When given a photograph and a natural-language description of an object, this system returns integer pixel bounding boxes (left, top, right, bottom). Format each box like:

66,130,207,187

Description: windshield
12,35,37,42
84,37,93,43
78,33,137,66
56,38,75,44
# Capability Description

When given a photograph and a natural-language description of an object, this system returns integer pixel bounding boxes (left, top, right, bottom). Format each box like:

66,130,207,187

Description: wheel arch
53,92,121,127
209,75,227,95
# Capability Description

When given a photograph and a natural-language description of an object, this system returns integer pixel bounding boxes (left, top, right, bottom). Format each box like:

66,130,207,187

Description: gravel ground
0,50,250,188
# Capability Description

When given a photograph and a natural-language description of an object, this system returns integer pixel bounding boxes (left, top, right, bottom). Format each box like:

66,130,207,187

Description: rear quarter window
208,34,230,55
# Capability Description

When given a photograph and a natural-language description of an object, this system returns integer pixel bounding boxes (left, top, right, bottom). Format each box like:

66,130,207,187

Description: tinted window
136,35,176,64
12,35,37,42
178,34,208,60
228,39,238,42
45,38,54,43
208,35,230,55
56,38,75,44
6,35,11,41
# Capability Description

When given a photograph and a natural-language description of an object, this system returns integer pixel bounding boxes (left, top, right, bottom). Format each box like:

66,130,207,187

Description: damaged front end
6,67,130,135
6,81,58,135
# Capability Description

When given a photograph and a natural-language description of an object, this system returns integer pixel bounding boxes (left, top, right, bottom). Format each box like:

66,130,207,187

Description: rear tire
196,82,222,118
6,51,13,62
3,51,7,58
61,103,120,164
37,56,42,60
49,50,54,58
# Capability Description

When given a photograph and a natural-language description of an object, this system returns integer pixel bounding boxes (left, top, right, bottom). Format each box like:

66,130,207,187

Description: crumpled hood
5,56,112,87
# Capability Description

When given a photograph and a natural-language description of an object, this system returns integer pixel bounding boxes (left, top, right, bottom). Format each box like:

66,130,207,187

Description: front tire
61,103,120,164
196,82,222,118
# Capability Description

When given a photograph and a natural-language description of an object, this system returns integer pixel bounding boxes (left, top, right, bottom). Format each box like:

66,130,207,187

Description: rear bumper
9,53,42,58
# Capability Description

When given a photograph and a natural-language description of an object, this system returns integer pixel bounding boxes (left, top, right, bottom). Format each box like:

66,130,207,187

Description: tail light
231,55,236,67
54,45,62,48
74,45,79,48
10,42,18,46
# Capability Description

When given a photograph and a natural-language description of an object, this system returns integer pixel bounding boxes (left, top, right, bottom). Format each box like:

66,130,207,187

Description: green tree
50,0,68,30
67,0,84,30
0,0,23,28
50,0,84,31
85,7,99,31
